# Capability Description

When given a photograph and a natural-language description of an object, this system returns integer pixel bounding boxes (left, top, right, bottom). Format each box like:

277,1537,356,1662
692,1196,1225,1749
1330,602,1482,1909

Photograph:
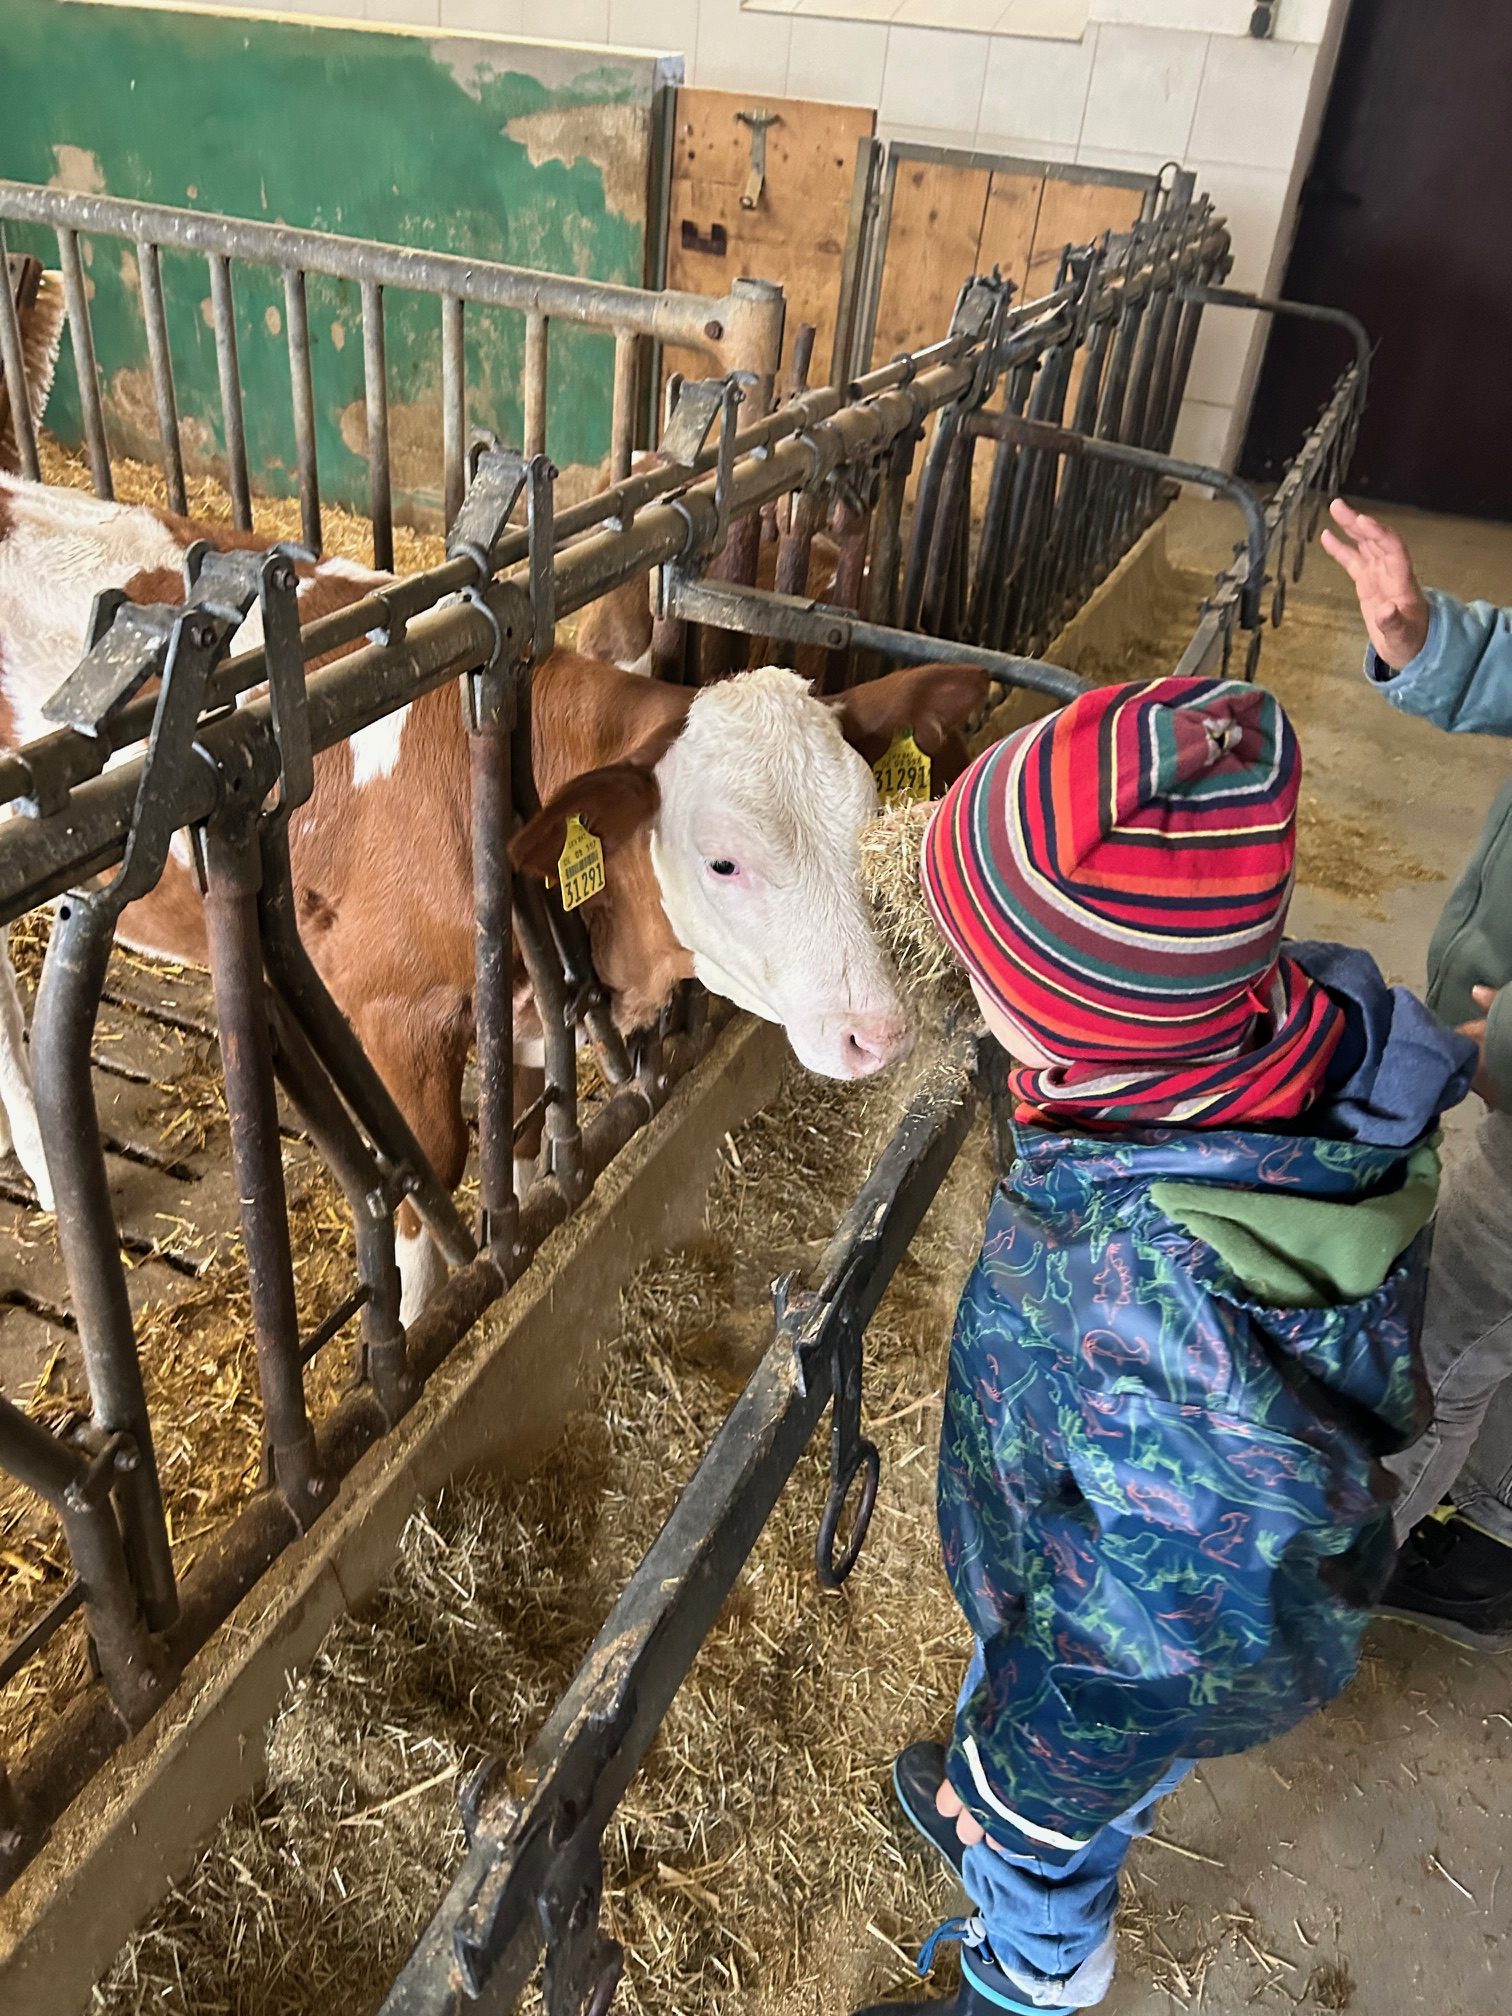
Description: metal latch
736,106,781,211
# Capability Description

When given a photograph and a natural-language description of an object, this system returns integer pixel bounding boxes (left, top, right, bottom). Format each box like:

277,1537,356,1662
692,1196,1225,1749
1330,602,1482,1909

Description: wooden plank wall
664,87,875,387
871,154,1150,367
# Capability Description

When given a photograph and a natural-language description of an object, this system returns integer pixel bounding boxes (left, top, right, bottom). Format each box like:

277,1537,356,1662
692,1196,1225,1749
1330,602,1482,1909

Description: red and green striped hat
920,676,1303,1065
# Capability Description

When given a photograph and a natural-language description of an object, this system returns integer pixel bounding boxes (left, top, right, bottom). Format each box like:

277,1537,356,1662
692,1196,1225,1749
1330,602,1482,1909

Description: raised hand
1321,499,1432,671
1459,985,1502,1110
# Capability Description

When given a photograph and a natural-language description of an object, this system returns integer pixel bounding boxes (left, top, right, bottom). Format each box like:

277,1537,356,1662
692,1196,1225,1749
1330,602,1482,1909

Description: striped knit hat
920,676,1303,1066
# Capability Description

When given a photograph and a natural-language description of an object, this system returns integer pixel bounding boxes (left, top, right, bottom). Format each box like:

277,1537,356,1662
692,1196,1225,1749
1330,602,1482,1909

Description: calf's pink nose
841,1013,914,1077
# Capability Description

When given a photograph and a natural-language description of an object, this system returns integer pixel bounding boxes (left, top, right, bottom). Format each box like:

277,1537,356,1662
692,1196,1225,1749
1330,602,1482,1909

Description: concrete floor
1097,499,1512,2016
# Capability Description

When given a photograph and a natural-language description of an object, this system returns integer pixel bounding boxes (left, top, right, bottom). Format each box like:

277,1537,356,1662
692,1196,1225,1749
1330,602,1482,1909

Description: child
858,675,1476,2016
1324,495,1512,1646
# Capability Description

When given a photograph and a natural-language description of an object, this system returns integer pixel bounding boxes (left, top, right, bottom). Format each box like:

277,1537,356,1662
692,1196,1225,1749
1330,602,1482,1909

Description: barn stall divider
0,163,1368,2009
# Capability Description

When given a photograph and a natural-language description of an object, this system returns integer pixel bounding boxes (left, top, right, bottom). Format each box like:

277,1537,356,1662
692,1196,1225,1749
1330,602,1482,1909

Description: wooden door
1242,0,1512,516
663,88,876,388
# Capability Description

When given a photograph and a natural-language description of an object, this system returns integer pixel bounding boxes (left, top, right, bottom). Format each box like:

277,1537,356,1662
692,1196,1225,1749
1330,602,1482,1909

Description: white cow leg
513,1154,538,1201
0,927,53,1210
396,1219,446,1328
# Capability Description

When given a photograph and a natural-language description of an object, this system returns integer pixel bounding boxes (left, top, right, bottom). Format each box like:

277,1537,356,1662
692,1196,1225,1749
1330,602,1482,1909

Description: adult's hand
1460,985,1502,1110
1321,499,1431,670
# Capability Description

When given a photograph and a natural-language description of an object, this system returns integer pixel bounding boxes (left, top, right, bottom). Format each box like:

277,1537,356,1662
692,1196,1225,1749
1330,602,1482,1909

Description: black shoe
893,1741,967,1885
851,1921,1076,2016
1378,1508,1512,1650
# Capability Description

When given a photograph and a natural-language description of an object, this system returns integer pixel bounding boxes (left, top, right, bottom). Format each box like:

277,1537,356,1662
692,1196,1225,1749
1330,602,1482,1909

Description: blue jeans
955,1647,1192,2006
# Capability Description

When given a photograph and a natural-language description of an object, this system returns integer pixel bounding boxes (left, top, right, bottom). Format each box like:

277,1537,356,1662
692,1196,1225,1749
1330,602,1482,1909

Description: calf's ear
510,765,661,879
831,663,991,788
510,710,684,881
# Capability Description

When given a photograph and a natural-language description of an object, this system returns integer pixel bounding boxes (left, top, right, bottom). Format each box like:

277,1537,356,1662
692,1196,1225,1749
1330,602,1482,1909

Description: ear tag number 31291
557,814,606,912
873,727,931,809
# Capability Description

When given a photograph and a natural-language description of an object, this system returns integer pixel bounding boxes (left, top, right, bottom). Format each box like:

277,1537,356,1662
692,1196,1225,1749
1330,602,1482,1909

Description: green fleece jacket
1367,589,1512,1096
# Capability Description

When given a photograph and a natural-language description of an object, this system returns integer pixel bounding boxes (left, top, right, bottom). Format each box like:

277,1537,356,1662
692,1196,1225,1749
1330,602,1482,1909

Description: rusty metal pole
697,275,785,683
30,901,179,1634
201,817,327,1531
469,696,520,1273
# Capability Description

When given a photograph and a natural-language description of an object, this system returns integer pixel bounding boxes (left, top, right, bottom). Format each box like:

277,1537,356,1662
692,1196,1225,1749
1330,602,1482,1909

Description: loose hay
857,801,966,1010
36,435,448,576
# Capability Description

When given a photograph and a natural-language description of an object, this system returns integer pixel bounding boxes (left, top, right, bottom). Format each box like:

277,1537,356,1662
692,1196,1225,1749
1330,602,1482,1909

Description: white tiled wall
145,0,1346,463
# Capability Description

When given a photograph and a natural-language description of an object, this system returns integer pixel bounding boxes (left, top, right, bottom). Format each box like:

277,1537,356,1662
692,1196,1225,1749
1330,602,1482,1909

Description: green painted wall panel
0,0,674,517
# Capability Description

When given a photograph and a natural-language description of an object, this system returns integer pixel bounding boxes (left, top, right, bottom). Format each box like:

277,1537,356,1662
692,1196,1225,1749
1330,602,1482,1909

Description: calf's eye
707,858,739,878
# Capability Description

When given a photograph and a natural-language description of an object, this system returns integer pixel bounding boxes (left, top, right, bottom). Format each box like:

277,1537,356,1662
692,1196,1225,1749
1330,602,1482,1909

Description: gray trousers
1388,1109,1512,1545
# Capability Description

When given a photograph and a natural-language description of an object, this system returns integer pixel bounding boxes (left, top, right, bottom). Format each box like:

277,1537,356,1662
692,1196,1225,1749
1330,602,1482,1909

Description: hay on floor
35,435,448,576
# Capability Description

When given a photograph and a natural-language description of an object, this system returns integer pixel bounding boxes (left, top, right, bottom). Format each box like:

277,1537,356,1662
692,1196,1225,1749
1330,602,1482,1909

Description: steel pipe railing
0,179,786,570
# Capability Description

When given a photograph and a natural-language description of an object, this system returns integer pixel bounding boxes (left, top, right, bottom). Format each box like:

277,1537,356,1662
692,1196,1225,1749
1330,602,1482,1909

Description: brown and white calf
0,472,987,1319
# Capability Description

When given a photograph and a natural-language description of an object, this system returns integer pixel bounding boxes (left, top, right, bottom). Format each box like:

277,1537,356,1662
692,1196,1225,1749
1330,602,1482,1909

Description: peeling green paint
0,0,666,518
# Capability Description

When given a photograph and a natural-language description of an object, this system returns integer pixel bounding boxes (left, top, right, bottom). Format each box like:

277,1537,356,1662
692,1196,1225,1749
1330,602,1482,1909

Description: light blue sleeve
1365,588,1512,736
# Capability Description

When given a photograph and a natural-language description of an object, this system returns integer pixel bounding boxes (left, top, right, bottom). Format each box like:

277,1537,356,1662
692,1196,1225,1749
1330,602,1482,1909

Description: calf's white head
512,660,988,1080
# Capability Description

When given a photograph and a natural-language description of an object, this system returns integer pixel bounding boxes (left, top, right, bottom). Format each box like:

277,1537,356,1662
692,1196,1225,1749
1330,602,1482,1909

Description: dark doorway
1242,0,1512,519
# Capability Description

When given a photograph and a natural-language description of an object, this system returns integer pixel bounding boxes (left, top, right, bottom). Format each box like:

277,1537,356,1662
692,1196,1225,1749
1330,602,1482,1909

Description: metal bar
442,294,466,529
0,223,41,479
513,881,585,1203
0,179,766,357
0,1404,160,1726
257,821,477,1270
469,717,519,1271
57,226,113,498
610,328,637,483
967,410,1267,630
136,239,186,515
383,1054,980,2012
900,405,958,633
1173,364,1363,684
851,144,900,384
29,900,178,1632
523,311,548,459
283,266,320,553
208,254,252,531
0,1577,83,1692
0,1393,88,1504
0,298,1071,792
830,136,883,388
266,998,407,1418
362,279,394,573
667,575,1083,702
201,819,326,1529
1183,282,1371,395
887,139,1160,196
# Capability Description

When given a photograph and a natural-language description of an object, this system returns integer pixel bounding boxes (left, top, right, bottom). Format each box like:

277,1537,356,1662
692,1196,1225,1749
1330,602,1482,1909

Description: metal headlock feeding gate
0,160,1368,2005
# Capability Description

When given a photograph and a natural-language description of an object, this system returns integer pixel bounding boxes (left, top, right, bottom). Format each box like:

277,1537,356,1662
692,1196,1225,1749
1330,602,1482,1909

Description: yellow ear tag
872,727,932,809
557,814,606,912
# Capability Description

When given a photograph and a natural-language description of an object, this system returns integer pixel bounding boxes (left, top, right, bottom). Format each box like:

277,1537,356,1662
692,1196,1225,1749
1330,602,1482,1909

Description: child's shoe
851,1916,1078,2016
1379,1507,1512,1650
892,1741,967,1882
